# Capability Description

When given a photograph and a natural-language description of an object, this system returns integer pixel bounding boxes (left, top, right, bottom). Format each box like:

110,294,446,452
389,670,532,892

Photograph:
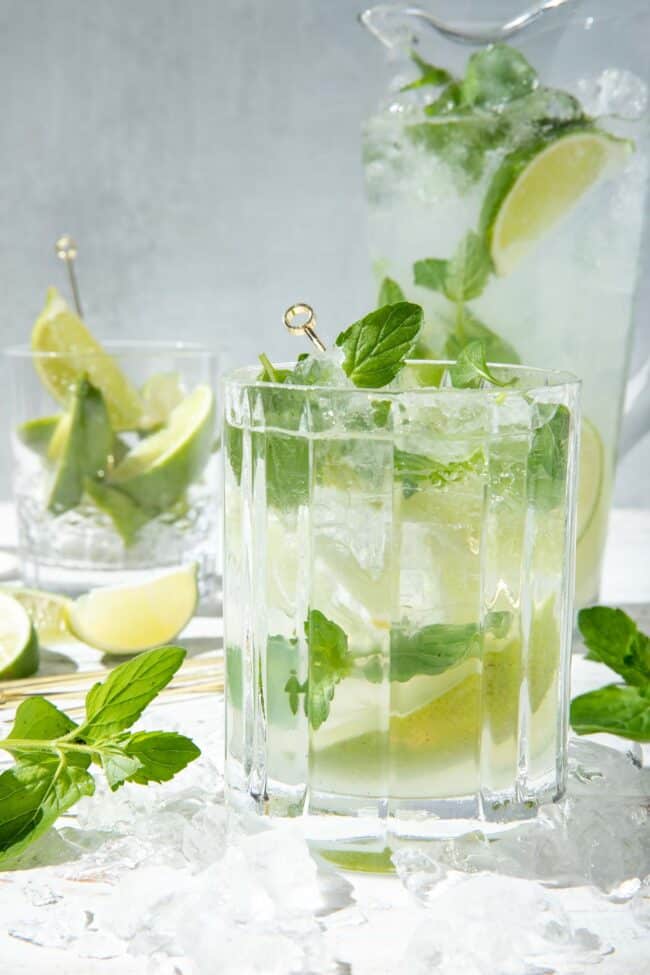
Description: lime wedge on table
481,129,632,276
0,593,39,679
67,564,198,654
109,385,215,511
139,372,185,430
0,587,70,643
48,377,113,514
31,287,142,430
17,415,61,455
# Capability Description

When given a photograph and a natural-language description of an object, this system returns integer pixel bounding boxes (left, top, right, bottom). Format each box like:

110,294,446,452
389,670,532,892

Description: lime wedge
109,386,215,511
139,372,185,431
0,587,71,644
48,378,113,514
577,418,604,543
84,477,153,546
31,287,142,430
47,412,72,462
482,129,632,276
66,564,198,654
17,415,61,456
0,593,39,679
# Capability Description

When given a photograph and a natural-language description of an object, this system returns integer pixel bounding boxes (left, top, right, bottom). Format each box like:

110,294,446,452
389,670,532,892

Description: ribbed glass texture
224,363,580,852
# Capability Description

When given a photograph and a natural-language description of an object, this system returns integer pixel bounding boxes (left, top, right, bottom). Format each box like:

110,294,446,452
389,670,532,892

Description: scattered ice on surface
577,68,648,119
1,706,649,973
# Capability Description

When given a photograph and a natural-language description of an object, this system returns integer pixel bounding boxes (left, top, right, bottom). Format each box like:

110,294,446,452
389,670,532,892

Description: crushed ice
1,698,649,973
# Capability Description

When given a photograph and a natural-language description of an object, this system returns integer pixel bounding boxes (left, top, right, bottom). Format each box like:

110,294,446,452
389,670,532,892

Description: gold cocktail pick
55,234,83,317
283,303,327,352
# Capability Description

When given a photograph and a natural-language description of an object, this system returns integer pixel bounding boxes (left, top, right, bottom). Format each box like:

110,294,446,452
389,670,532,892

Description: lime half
482,129,632,276
0,593,40,679
31,287,142,430
0,587,71,644
66,563,198,654
109,385,215,511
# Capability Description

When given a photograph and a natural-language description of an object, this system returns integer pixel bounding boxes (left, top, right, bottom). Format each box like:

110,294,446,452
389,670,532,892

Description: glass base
226,765,562,873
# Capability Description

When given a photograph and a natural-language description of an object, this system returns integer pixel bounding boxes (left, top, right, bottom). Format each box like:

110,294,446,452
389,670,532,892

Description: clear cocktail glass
224,360,580,861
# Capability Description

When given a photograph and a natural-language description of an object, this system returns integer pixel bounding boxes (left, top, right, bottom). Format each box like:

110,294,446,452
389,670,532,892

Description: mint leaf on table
449,340,514,388
570,684,650,742
578,607,650,687
444,308,520,365
378,276,406,306
526,405,570,512
336,302,423,389
0,646,200,864
80,645,186,742
462,44,538,109
401,50,453,92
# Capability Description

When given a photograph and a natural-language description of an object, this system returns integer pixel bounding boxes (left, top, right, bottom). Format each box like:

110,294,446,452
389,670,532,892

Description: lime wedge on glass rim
108,385,215,510
31,287,142,430
66,564,198,654
481,128,632,276
0,593,40,679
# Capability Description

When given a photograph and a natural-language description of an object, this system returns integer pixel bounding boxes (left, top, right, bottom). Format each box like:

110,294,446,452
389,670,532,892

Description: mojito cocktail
361,8,649,606
6,289,218,594
224,301,579,854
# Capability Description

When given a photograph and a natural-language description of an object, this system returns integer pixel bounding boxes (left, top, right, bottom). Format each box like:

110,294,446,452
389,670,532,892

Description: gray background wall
0,0,648,504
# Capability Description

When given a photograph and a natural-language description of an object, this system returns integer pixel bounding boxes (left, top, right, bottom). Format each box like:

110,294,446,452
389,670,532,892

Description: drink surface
223,358,579,838
362,45,649,605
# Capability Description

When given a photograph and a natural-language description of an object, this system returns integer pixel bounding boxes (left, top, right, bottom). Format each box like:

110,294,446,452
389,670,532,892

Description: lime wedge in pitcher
481,129,632,276
31,287,142,430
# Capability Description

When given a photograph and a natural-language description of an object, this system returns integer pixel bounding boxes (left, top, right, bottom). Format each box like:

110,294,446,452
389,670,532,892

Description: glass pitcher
360,0,650,607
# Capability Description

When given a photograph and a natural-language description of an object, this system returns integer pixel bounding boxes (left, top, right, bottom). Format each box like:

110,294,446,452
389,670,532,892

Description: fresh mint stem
259,353,281,383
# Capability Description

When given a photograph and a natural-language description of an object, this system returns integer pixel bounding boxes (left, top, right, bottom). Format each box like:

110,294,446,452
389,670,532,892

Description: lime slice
0,593,40,679
48,378,113,514
66,564,198,654
47,412,72,462
482,128,632,276
0,587,71,644
31,287,142,430
84,477,153,546
139,372,185,430
109,385,215,511
576,418,604,543
17,415,61,456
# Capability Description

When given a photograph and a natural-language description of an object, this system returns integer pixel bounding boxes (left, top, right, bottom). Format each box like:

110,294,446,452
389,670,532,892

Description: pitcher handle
619,357,650,457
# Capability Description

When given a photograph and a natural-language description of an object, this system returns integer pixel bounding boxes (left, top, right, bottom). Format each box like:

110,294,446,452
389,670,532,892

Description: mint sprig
285,610,352,730
571,607,650,741
0,646,200,864
336,301,423,388
449,340,514,388
401,51,452,93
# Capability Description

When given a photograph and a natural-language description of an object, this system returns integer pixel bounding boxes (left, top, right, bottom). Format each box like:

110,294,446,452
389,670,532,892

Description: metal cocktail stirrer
55,235,83,317
283,303,327,352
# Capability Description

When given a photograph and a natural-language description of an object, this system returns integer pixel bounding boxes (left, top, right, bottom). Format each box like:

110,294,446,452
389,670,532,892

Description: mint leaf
305,610,352,730
527,405,570,512
0,754,95,863
413,258,448,294
258,354,292,384
424,82,464,117
444,308,520,365
123,731,201,785
8,697,77,743
80,645,186,742
395,446,484,498
284,673,307,716
578,607,650,687
389,612,510,682
570,684,650,741
449,340,514,388
444,232,492,302
101,745,143,791
462,44,537,108
378,277,406,306
336,302,423,389
401,50,453,92
407,116,503,183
